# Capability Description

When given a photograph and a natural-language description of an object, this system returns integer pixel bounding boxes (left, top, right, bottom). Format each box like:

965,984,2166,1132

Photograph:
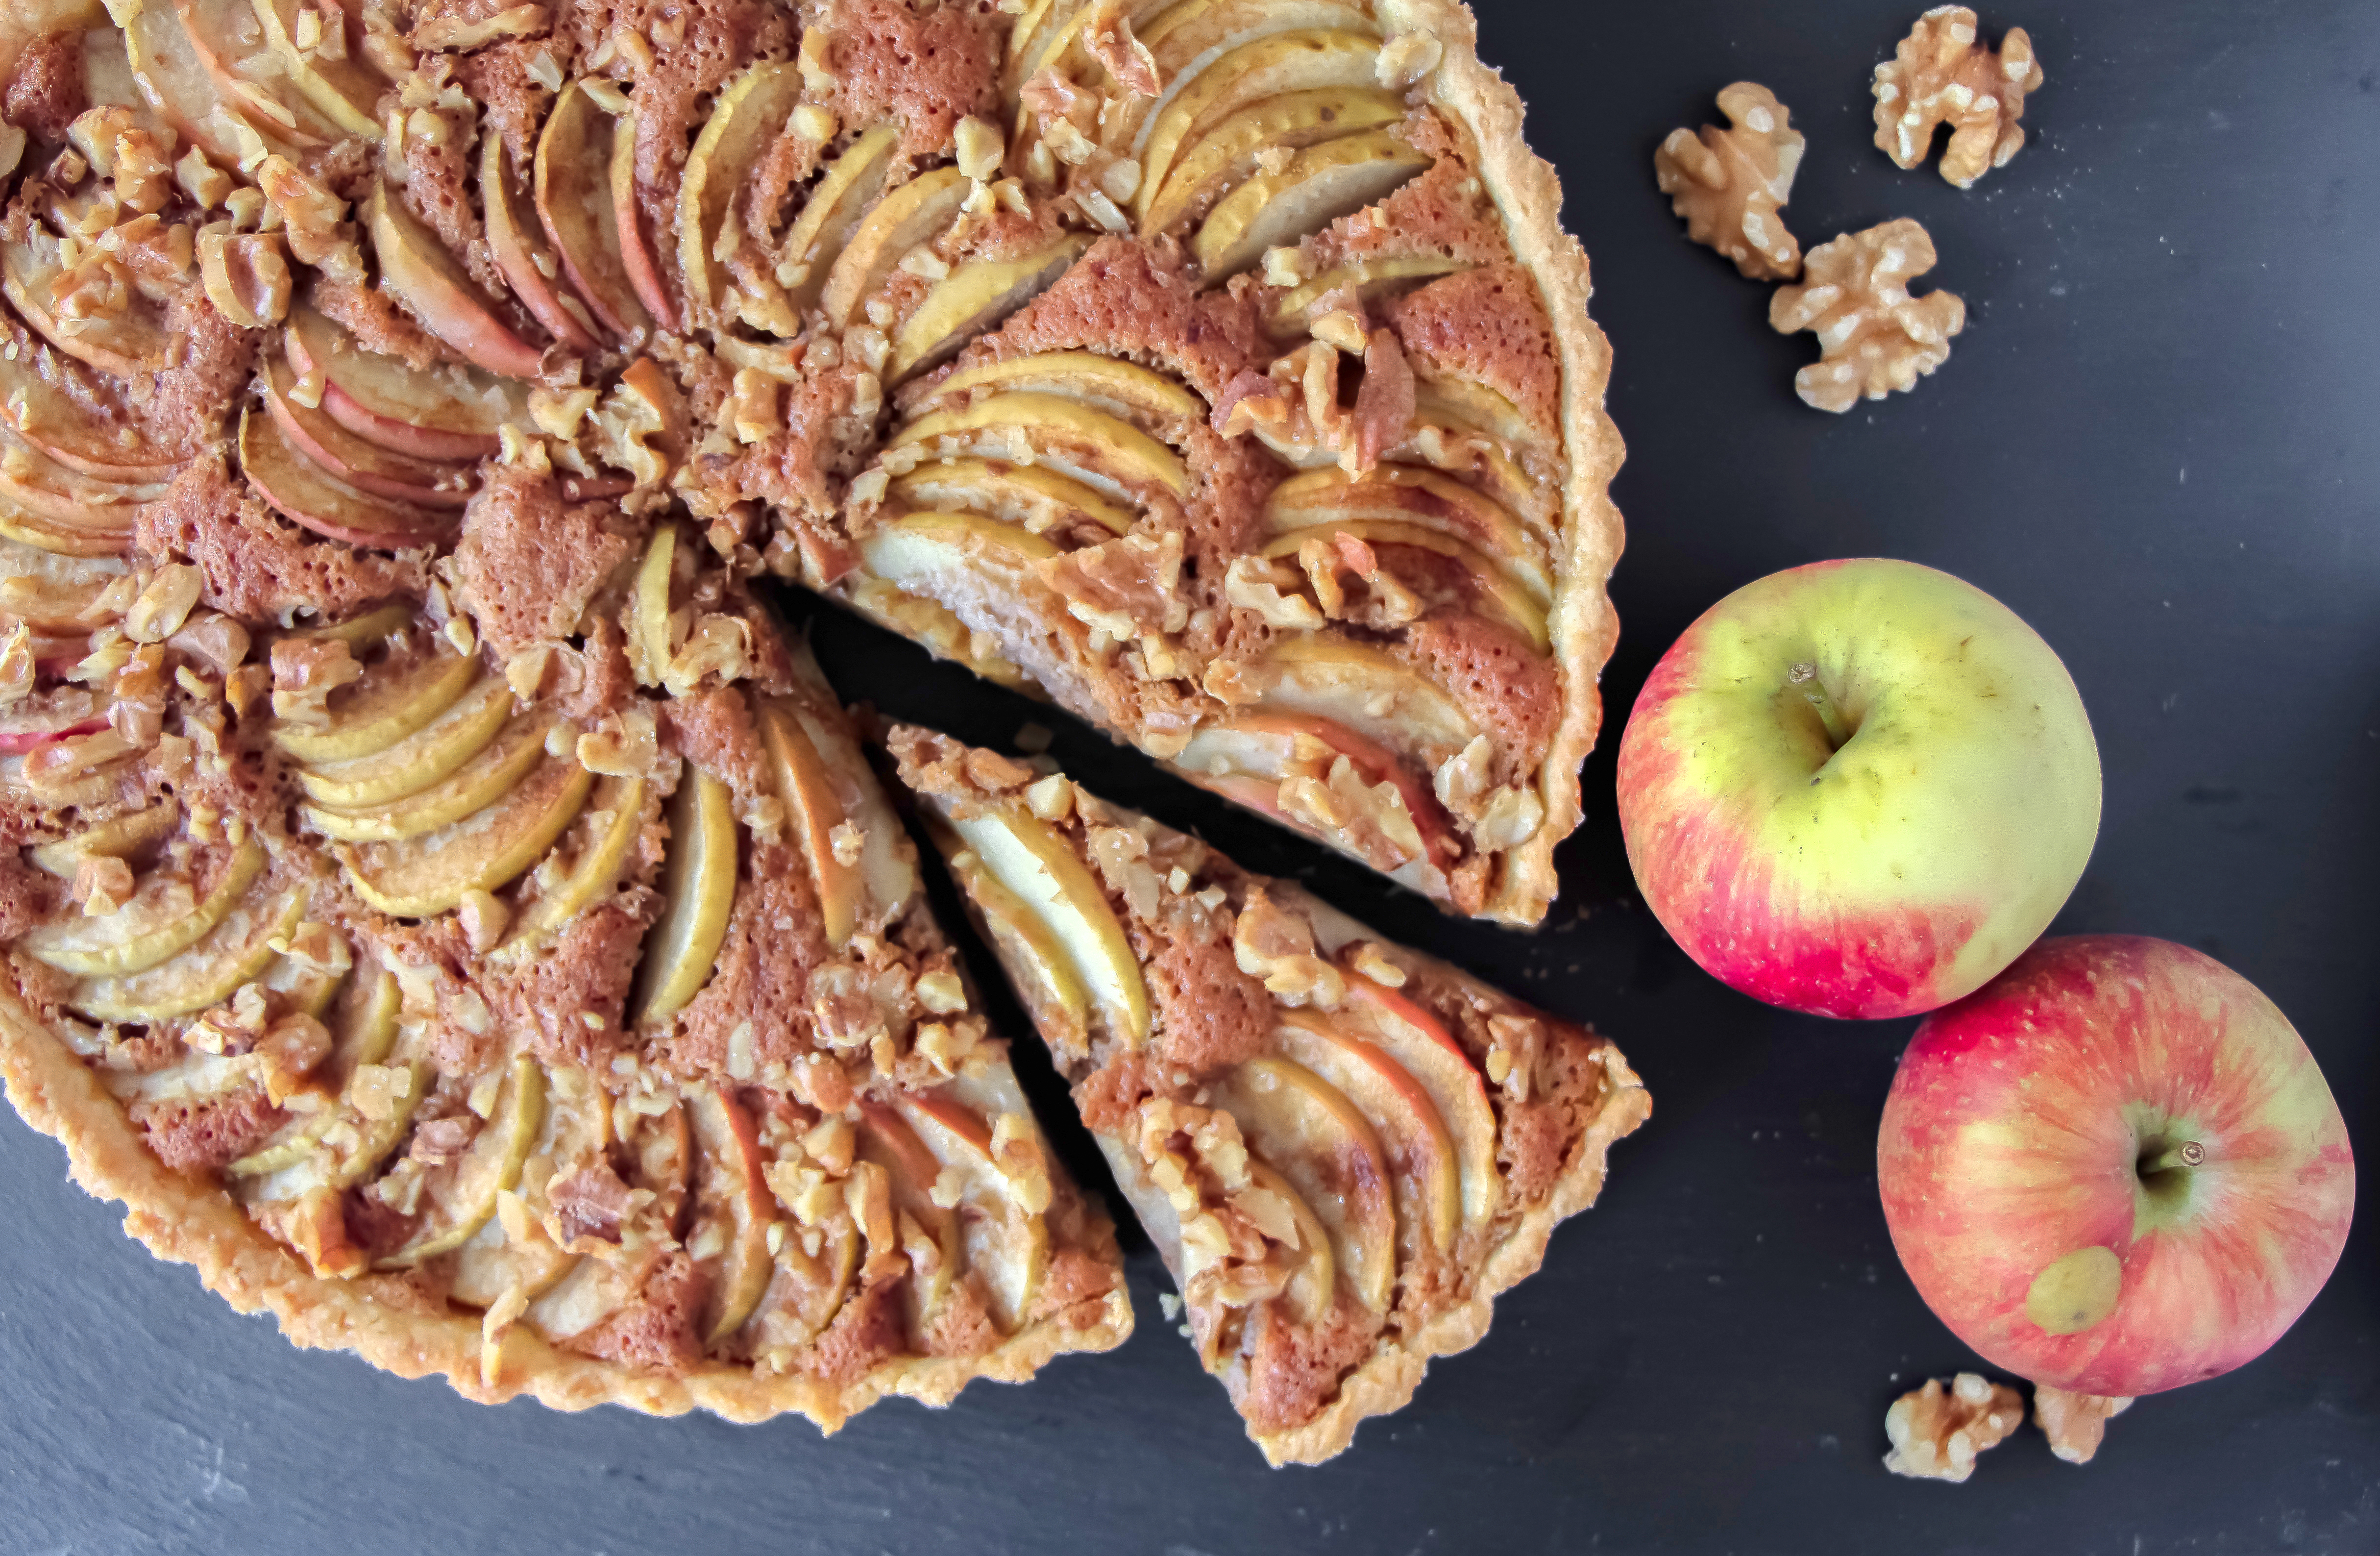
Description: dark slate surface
5,1,2376,1551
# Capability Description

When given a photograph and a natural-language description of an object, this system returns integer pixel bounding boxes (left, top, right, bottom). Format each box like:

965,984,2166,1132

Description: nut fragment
1883,1373,2025,1482
197,231,294,329
1769,219,1964,413
1654,83,1805,280
2032,1385,2132,1465
1872,6,2044,188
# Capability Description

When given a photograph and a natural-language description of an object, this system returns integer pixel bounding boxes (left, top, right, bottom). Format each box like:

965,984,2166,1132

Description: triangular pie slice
886,724,1649,1463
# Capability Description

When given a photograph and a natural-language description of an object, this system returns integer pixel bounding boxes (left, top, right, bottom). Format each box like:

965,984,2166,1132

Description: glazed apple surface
1877,935,2354,1397
1615,557,2100,1019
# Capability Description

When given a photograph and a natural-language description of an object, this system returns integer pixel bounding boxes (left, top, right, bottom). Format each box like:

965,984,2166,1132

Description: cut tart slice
889,725,1649,1465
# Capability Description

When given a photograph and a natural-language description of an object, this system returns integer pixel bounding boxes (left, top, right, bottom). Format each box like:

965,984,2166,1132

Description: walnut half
1769,218,1964,413
1883,1373,2025,1482
1653,82,1805,280
1872,6,2044,188
2033,1385,2132,1465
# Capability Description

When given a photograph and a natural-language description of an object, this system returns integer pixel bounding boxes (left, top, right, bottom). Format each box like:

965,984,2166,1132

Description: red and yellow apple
1616,558,2101,1019
1878,935,2354,1396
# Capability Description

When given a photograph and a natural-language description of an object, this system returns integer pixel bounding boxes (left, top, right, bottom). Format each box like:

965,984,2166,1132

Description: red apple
1616,558,2101,1019
1878,934,2354,1396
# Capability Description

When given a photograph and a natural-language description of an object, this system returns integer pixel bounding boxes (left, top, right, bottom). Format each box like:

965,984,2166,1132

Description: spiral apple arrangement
1614,559,2354,1440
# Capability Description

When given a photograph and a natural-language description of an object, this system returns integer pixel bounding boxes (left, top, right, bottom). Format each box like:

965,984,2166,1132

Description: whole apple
1878,935,2354,1397
1616,558,2100,1019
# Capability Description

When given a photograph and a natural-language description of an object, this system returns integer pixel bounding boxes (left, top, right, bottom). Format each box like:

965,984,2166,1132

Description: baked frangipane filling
888,726,1649,1464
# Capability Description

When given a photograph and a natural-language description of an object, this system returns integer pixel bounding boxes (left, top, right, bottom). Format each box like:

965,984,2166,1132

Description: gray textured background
5,1,2377,1551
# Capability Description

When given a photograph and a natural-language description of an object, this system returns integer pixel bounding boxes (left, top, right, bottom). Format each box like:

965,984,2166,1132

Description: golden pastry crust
0,984,1129,1424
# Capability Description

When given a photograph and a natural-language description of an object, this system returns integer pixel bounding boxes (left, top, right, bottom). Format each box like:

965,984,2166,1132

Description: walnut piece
1872,6,2044,188
197,231,293,329
1769,219,1964,413
1653,82,1805,280
2032,1385,2132,1465
1883,1373,2025,1482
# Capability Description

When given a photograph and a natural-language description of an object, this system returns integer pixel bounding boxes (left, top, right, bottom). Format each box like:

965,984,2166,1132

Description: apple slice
26,798,178,879
1209,1055,1396,1312
819,165,970,329
366,181,547,380
1272,1009,1459,1257
756,698,863,947
534,80,651,345
1342,972,1499,1231
1266,251,1467,333
687,1085,773,1342
70,886,304,1024
858,512,1059,611
227,962,402,1177
18,835,265,979
888,393,1188,500
1114,0,1378,160
855,1099,964,1316
610,110,679,334
1192,128,1429,279
1410,372,1554,457
286,307,528,463
0,708,110,756
335,755,593,917
938,830,1091,1041
932,351,1205,429
633,769,738,1025
272,650,481,765
0,445,162,527
1137,29,1385,211
260,356,476,510
884,459,1134,539
630,524,676,685
842,576,1034,692
302,710,555,843
1263,465,1543,596
679,62,803,316
122,0,278,165
898,1087,1051,1334
886,235,1090,384
1245,636,1478,755
492,774,647,961
480,126,601,356
1244,1157,1336,1324
173,0,343,147
379,1055,547,1266
1255,519,1548,652
1142,87,1405,236
240,407,458,551
294,602,412,647
947,802,1151,1047
1009,0,1173,101
0,346,185,483
0,493,131,558
0,231,179,380
294,675,514,809
777,124,901,316
80,24,166,140
248,0,387,139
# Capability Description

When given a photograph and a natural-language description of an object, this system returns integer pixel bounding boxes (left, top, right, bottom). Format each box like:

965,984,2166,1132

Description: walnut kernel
1883,1373,2025,1482
1769,219,1964,413
2032,1385,2132,1465
1654,82,1805,280
1872,6,2044,188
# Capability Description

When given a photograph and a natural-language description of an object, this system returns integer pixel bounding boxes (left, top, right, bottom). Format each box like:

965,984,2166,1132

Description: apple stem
2139,1141,2206,1175
1788,663,1853,751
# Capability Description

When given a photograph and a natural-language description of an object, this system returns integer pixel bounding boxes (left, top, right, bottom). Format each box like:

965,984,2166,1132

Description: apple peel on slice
1192,127,1430,280
238,405,460,553
335,755,594,917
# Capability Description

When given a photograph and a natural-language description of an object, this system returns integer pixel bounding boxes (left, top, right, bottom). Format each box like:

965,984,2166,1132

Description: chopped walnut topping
1884,1374,2025,1482
1042,531,1189,648
1654,83,1806,280
955,115,1004,182
270,1185,368,1278
123,565,202,643
175,147,232,210
267,637,362,725
1769,219,1965,413
1230,887,1346,1009
1873,7,2043,188
350,1062,414,1122
415,3,547,51
1375,29,1443,90
255,156,350,268
577,705,661,777
1082,1,1160,98
2032,1385,2131,1465
73,854,135,916
197,230,293,328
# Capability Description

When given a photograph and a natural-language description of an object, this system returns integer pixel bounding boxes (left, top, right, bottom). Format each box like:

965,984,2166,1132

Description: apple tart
887,726,1649,1463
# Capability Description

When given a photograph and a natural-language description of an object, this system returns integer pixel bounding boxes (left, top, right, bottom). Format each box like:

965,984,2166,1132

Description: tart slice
888,725,1648,1463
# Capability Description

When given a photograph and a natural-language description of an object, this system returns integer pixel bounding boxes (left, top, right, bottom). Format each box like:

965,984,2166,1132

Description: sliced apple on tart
285,307,528,463
367,182,547,381
1140,87,1405,237
122,0,281,165
1136,29,1387,212
260,356,476,510
678,62,804,319
0,229,182,381
819,165,970,329
335,754,593,918
885,235,1091,385
535,80,654,345
1191,128,1431,279
883,460,1135,540
481,127,602,356
885,394,1188,503
248,0,389,139
897,1077,1052,1333
378,1054,547,1266
492,774,648,961
633,767,738,1025
0,345,185,483
1107,0,1379,160
776,124,901,316
239,407,458,550
687,1084,774,1342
